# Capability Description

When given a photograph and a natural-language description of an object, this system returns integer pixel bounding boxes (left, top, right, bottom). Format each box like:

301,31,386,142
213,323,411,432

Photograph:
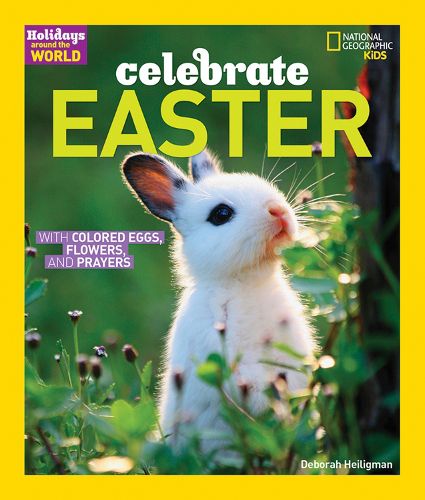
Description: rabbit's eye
207,203,234,226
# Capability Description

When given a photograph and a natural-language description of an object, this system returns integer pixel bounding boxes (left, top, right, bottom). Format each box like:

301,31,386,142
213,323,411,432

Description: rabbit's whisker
285,167,302,204
266,157,283,182
288,172,335,204
260,143,268,179
282,163,316,200
269,161,297,185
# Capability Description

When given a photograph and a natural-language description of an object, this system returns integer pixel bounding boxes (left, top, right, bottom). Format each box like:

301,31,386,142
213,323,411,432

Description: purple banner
36,231,165,269
25,25,87,65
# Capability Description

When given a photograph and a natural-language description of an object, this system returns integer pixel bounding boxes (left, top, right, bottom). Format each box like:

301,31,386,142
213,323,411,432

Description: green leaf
82,424,96,452
63,412,80,438
25,357,45,386
111,399,156,440
26,383,76,419
25,278,48,307
259,359,306,374
85,411,118,442
141,361,152,391
272,342,305,361
293,410,318,457
207,353,225,368
96,382,115,404
197,361,222,387
111,400,135,436
134,400,157,435
26,355,74,421
242,421,282,458
291,276,337,294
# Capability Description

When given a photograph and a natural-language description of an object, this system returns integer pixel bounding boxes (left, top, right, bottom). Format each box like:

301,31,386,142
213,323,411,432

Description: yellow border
326,31,341,51
3,2,419,497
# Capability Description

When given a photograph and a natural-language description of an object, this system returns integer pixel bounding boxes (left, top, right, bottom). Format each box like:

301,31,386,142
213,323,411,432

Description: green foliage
25,278,48,307
197,353,230,387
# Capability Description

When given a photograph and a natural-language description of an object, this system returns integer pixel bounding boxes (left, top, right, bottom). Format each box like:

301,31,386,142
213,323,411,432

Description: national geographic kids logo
326,30,394,61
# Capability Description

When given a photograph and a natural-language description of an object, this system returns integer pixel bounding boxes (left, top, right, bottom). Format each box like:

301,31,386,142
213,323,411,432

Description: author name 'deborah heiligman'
300,459,394,472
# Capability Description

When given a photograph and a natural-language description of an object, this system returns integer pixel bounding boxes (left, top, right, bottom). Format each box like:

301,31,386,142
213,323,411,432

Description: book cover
24,25,399,475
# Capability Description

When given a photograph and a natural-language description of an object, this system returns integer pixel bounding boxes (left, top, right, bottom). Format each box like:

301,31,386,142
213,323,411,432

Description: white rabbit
121,149,316,449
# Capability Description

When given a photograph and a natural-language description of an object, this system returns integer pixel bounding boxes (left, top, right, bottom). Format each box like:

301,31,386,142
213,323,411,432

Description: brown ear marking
122,153,187,223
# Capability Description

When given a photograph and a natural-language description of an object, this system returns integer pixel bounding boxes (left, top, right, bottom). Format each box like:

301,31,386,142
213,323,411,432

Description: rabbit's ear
189,149,221,182
121,153,188,222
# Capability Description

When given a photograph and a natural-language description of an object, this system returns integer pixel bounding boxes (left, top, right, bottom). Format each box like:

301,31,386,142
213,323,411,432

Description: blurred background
25,25,366,391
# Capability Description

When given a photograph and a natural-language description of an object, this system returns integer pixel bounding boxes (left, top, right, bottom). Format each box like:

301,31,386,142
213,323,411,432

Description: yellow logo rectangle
327,31,341,51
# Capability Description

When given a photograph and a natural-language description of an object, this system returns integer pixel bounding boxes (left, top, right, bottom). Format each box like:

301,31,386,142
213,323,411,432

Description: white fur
159,165,315,447
122,150,316,450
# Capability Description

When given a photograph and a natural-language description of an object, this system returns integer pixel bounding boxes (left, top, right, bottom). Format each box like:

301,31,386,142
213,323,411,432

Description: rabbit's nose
268,204,286,218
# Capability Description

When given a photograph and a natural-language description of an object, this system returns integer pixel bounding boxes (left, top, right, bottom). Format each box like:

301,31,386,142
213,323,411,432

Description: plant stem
134,362,143,385
86,379,91,404
37,425,65,474
57,361,68,385
218,389,252,472
25,257,33,282
94,379,99,401
314,156,325,199
78,420,84,459
73,324,79,359
219,387,255,422
154,408,166,442
63,354,73,388
72,324,81,396
323,322,341,353
173,391,183,447
57,339,73,388
133,363,165,441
